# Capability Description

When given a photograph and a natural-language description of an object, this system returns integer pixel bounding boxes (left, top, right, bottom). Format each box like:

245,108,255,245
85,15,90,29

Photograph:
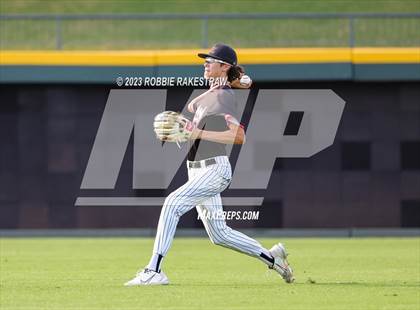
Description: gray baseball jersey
187,85,242,161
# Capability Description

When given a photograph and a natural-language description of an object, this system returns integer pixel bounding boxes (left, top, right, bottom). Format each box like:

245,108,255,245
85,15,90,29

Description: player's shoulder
214,84,234,93
214,85,235,101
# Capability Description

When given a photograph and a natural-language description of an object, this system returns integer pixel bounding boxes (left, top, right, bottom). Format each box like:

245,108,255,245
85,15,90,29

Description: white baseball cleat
269,243,295,283
124,268,169,286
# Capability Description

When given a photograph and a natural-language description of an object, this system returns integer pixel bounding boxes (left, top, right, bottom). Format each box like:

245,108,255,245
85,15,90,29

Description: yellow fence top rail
1,48,419,66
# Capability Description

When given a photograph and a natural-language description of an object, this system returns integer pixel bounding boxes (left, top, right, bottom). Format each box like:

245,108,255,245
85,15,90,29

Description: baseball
240,75,252,86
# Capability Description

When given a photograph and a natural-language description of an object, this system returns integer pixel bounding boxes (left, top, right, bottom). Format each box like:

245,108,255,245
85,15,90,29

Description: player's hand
230,72,252,89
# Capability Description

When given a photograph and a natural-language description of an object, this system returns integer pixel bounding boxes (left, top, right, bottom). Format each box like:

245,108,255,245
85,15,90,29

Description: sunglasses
204,57,231,66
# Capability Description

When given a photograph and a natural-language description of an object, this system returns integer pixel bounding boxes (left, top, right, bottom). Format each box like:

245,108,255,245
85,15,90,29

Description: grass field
1,237,419,310
0,0,419,49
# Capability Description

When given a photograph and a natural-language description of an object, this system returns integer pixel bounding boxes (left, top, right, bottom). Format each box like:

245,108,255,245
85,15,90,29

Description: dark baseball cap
198,43,237,66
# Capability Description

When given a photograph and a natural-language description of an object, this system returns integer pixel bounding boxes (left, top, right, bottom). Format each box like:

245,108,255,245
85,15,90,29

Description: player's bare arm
187,88,214,112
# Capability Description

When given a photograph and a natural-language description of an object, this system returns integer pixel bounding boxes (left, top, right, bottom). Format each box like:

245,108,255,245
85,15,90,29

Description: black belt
188,158,217,169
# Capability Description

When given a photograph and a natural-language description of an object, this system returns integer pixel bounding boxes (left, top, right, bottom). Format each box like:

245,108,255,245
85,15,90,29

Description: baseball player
125,44,294,286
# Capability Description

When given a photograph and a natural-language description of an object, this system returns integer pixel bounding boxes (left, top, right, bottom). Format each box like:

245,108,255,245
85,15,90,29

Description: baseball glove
153,111,194,144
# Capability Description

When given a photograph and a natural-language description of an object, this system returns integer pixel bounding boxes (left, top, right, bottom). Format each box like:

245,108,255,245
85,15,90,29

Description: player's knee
161,202,176,216
162,195,177,214
165,192,187,205
209,229,230,247
209,235,224,246
163,193,187,216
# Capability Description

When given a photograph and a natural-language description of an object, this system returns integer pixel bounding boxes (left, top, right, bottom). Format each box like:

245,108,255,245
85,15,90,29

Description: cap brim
197,53,232,64
197,53,211,59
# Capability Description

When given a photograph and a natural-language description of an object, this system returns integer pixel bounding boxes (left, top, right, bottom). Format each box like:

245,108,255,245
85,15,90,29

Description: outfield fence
0,13,419,50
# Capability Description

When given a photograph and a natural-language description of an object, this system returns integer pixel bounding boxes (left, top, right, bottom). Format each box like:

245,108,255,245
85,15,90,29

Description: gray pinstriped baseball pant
152,156,265,258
